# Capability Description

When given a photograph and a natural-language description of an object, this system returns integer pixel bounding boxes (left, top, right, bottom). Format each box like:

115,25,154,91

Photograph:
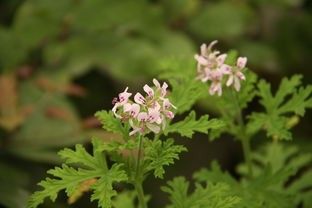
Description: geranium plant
28,41,312,208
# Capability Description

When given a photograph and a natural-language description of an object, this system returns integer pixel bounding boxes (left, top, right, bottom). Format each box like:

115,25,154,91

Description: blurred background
0,0,311,207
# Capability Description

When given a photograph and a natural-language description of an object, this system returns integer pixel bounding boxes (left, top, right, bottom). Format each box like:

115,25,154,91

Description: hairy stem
135,135,147,208
135,181,147,208
241,134,253,177
231,90,253,177
136,135,143,178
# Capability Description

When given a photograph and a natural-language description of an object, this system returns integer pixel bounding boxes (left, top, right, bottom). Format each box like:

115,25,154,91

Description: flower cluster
112,79,176,136
195,40,247,96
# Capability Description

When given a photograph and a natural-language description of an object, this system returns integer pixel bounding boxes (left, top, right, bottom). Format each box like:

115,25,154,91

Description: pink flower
129,111,161,135
237,57,247,69
208,71,223,96
134,92,146,105
112,87,132,118
194,41,229,83
226,57,247,91
146,123,160,134
161,98,176,119
143,84,154,97
153,78,168,97
118,87,132,104
123,103,140,118
195,41,249,96
112,80,176,136
147,108,162,124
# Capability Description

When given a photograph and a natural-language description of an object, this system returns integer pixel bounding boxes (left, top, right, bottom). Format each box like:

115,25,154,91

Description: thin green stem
135,135,143,178
230,90,253,177
241,134,253,177
135,181,147,208
102,153,108,171
134,135,147,208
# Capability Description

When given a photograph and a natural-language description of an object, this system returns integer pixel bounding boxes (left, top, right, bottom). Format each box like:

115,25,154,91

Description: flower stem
135,181,147,208
230,90,253,177
135,135,147,208
136,135,143,178
241,134,253,177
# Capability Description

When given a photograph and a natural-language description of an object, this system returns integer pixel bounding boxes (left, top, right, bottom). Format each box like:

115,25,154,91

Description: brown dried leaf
67,178,97,204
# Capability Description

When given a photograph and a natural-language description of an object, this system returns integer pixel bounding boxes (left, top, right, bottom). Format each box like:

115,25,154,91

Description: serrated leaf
248,75,312,140
208,71,257,141
247,113,291,140
194,159,298,208
112,191,136,208
277,85,312,116
144,138,186,179
162,176,241,208
28,138,128,208
193,161,238,187
165,111,224,138
159,58,207,114
237,142,312,208
95,110,128,137
91,164,128,208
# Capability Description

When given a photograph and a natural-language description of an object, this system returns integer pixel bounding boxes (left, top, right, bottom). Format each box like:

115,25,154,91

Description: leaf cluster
194,142,312,208
162,176,241,208
28,139,128,208
144,138,187,179
237,142,312,207
165,111,225,139
247,75,312,140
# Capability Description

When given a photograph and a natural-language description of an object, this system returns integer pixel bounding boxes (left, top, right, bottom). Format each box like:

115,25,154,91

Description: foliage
194,142,312,208
237,142,312,207
28,138,128,208
95,110,129,138
144,138,187,179
162,176,241,208
165,111,225,138
159,58,207,114
247,75,312,140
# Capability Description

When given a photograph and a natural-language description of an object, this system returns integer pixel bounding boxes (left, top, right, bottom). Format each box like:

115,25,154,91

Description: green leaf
247,75,312,140
112,191,136,208
259,75,302,112
237,142,312,207
194,159,297,208
247,113,291,140
165,111,224,138
95,110,128,136
144,138,187,179
193,161,238,187
277,85,312,116
159,58,207,114
91,164,128,208
28,138,128,208
162,176,241,208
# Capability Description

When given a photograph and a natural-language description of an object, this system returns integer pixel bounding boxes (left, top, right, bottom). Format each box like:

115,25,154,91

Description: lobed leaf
144,138,187,179
248,75,312,140
95,110,128,137
165,111,225,138
28,139,128,208
237,142,312,207
162,176,241,208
